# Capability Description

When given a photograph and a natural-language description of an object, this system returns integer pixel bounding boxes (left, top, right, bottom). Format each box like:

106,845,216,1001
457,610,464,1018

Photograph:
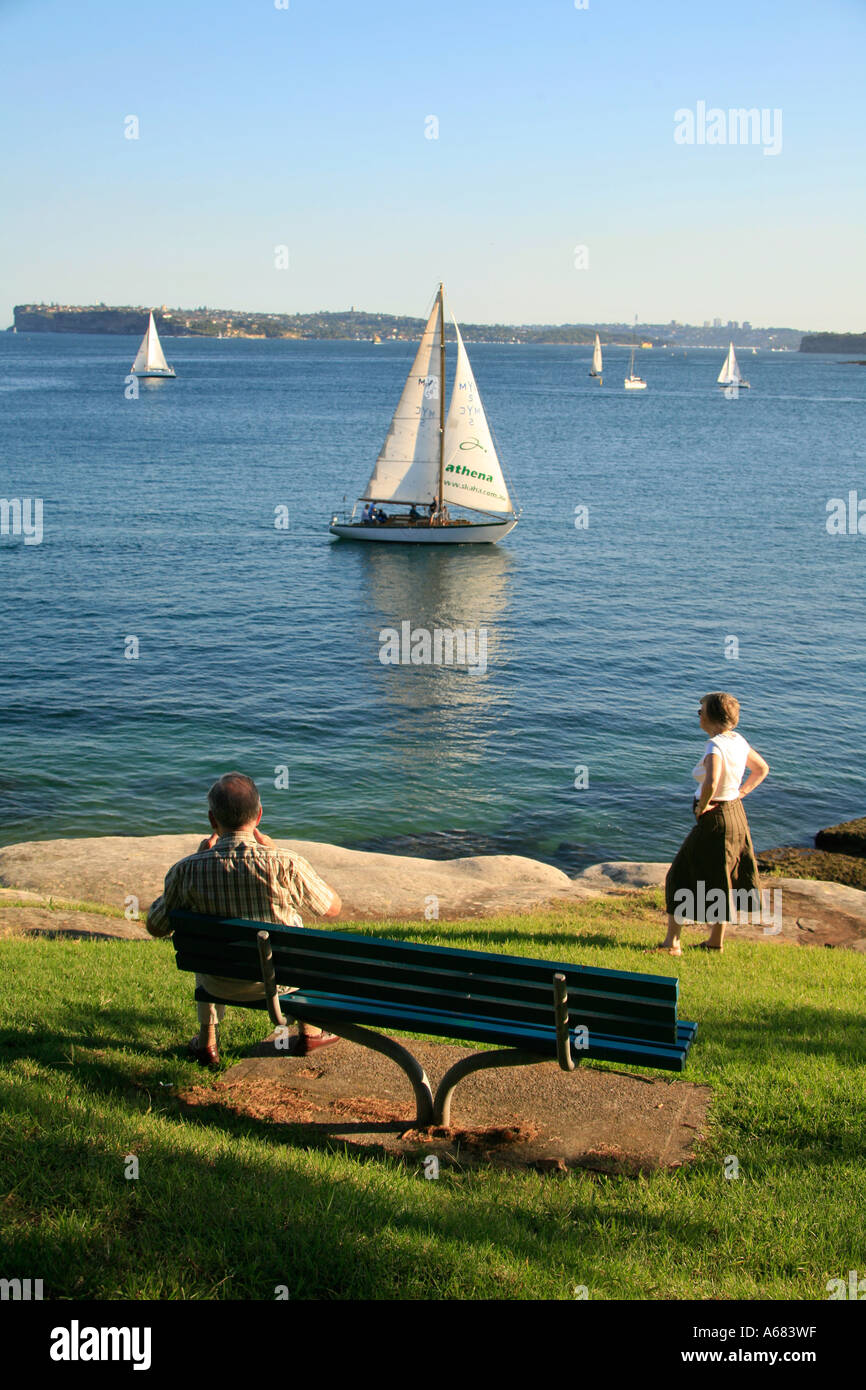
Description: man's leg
195,973,325,1042
195,996,225,1050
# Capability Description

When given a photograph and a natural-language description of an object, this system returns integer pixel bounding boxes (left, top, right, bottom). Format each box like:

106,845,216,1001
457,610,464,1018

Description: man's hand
253,826,276,849
197,832,219,853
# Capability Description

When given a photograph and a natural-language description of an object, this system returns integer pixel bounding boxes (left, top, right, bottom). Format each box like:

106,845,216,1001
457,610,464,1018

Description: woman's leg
652,913,683,955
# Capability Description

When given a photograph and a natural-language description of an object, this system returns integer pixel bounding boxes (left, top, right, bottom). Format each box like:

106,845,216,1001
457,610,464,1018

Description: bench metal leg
257,933,434,1123
257,932,288,1028
434,1049,546,1128
554,973,576,1073
292,1016,436,1127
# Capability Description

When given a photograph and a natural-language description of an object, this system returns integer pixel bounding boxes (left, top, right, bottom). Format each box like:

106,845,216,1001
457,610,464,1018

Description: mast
437,283,446,521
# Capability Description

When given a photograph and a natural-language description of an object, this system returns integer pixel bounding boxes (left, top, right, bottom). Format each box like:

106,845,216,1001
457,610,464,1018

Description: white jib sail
361,300,442,503
718,342,740,385
591,333,603,374
442,320,513,515
133,313,170,372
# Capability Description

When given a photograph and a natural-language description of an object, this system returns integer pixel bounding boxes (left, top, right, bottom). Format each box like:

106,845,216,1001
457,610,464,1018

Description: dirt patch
0,905,150,941
174,1037,712,1174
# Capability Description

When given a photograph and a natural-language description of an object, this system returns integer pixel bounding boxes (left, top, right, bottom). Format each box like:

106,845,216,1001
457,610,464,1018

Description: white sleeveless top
691,731,750,801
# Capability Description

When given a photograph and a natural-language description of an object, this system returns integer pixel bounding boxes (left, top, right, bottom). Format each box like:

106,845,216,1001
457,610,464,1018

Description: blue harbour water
0,332,864,871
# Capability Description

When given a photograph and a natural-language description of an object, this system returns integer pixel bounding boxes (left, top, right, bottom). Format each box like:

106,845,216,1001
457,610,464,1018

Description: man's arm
323,889,342,918
145,862,183,938
288,853,342,919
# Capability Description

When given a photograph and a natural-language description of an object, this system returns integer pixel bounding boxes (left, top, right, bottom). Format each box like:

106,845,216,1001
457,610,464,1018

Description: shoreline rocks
0,836,865,951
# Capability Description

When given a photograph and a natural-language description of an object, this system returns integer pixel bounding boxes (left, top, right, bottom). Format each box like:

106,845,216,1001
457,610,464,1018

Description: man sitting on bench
146,772,342,1067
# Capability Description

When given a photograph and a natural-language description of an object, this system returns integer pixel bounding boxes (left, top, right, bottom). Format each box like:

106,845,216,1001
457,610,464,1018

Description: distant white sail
361,300,442,503
442,321,513,514
717,342,741,385
132,312,171,373
591,333,603,375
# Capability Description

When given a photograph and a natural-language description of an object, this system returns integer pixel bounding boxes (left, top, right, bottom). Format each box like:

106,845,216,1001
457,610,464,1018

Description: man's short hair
702,692,740,729
207,773,261,831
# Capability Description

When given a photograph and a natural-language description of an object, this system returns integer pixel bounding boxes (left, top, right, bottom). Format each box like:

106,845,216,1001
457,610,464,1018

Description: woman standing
655,692,769,955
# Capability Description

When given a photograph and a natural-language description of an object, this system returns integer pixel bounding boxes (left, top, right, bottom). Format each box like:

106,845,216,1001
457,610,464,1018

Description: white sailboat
589,332,603,381
624,345,647,390
329,284,519,544
717,342,750,389
130,312,176,378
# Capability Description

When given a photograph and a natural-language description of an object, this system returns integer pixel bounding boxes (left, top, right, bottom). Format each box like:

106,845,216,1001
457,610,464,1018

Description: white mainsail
717,342,741,386
361,300,442,503
442,320,513,514
591,333,603,375
132,312,171,373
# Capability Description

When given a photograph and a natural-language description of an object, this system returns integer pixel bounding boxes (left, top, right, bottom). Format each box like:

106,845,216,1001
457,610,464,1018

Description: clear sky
1,0,863,329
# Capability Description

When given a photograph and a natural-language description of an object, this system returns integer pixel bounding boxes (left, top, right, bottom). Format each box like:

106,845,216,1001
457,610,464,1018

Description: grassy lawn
1,891,864,1300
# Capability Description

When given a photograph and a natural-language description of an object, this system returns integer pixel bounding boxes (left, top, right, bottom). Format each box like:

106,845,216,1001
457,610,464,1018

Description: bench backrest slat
170,912,678,1000
171,911,680,1043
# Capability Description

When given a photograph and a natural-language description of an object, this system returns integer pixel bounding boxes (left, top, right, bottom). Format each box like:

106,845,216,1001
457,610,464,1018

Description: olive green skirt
665,797,762,921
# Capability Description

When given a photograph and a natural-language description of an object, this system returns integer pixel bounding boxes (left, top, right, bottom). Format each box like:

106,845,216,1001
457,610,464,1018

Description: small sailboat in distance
624,316,647,390
717,342,750,390
624,345,647,390
131,311,176,378
329,284,519,544
589,332,603,382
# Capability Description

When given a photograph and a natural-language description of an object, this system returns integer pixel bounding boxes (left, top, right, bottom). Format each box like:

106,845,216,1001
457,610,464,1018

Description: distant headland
8,303,811,350
798,332,866,354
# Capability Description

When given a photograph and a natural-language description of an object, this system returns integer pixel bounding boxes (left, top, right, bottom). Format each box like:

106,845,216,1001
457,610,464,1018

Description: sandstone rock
575,862,670,891
0,835,586,922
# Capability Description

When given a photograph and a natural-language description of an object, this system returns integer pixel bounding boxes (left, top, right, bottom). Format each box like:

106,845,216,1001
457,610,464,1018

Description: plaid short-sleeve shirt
146,833,335,938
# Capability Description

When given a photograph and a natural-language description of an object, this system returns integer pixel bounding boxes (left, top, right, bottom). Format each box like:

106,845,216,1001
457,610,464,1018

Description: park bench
170,911,698,1126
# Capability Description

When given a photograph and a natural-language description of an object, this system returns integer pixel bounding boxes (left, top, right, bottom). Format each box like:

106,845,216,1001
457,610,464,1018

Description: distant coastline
8,303,805,350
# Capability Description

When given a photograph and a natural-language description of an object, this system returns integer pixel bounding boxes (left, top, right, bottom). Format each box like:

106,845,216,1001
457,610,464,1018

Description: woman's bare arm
695,751,722,816
740,746,769,798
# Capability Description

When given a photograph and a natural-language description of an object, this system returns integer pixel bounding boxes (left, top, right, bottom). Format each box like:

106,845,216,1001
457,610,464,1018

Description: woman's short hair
208,772,261,830
702,692,740,728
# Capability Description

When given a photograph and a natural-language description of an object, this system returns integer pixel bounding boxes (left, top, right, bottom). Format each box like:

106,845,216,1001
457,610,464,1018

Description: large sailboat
589,332,603,381
717,341,750,390
130,312,176,379
329,284,518,544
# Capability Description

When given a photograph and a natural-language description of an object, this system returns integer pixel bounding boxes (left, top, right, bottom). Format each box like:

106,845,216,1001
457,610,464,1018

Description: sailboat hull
330,518,517,544
132,368,176,378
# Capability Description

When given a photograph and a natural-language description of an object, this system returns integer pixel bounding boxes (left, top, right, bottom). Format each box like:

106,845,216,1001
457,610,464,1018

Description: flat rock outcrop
0,835,599,923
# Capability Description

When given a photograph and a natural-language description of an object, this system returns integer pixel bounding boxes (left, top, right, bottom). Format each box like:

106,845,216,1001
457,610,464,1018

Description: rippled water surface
1,332,864,869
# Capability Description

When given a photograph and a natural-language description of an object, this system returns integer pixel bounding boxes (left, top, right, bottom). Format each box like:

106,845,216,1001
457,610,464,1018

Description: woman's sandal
695,941,723,952
648,945,682,956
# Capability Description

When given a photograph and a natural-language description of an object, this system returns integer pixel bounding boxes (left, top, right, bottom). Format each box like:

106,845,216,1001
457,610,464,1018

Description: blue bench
170,911,698,1126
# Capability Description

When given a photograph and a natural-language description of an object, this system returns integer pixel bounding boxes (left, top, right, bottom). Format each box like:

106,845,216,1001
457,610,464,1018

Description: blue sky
1,0,863,328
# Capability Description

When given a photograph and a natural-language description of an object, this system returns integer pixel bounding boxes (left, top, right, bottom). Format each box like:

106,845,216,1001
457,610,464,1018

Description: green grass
1,891,864,1300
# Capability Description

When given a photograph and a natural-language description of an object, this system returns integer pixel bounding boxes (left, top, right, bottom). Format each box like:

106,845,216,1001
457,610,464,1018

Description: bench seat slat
199,986,695,1072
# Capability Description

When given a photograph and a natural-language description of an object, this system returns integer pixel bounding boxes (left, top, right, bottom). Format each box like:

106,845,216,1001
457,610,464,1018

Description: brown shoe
187,1035,220,1068
293,1031,340,1057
